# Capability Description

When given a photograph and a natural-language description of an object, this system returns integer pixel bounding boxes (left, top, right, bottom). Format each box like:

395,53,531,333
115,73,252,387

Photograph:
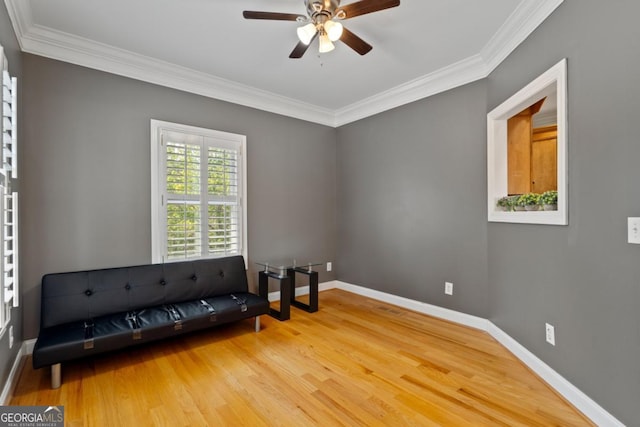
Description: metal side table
256,260,322,321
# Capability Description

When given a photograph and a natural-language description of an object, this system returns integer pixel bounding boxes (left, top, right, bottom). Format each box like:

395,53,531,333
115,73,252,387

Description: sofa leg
51,363,61,389
255,316,261,332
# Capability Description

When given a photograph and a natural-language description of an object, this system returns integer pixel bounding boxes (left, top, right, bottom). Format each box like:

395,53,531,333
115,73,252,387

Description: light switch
628,218,640,244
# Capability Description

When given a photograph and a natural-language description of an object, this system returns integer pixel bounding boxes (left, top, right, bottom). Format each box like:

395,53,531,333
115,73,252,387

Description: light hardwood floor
10,289,594,426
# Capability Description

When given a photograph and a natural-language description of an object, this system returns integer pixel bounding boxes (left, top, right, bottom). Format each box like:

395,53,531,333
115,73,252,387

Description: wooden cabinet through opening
531,125,557,193
507,98,557,195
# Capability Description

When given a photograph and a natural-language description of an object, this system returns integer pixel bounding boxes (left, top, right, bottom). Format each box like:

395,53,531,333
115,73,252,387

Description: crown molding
335,0,565,126
3,0,31,51
334,54,489,126
480,0,564,73
16,23,337,127
4,0,563,128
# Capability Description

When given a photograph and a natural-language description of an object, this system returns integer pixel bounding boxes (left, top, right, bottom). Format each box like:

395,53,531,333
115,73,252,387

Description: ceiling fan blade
340,27,373,55
289,33,318,59
336,0,400,20
243,11,305,21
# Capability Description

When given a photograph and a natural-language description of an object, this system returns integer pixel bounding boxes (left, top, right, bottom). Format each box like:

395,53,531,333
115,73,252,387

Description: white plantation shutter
0,186,4,328
0,46,18,332
1,189,16,308
3,74,16,179
151,121,246,263
164,137,203,260
8,192,17,308
207,146,240,256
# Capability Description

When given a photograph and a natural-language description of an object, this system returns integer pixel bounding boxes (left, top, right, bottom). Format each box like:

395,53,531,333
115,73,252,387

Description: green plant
496,195,520,210
496,196,512,209
540,190,558,205
517,193,540,207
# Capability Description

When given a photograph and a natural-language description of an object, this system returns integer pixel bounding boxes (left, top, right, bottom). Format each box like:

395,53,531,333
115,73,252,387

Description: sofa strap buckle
165,305,183,331
231,294,248,313
126,312,142,340
200,299,217,322
83,320,95,350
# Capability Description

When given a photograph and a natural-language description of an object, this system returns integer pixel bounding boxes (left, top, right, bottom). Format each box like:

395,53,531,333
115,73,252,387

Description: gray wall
487,1,640,424
336,81,489,317
9,0,640,423
337,0,640,424
0,0,22,396
21,54,337,340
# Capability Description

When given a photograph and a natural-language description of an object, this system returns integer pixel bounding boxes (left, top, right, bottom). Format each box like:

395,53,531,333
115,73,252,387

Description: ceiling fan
243,0,400,58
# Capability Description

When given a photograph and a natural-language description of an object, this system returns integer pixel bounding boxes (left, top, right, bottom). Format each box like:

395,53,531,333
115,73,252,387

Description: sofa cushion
33,292,269,369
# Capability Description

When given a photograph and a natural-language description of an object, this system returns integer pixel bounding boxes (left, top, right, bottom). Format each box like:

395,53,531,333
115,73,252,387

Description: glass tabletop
256,260,323,276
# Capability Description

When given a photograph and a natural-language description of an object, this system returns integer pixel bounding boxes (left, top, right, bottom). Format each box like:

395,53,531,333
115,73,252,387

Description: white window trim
487,58,568,225
150,119,248,264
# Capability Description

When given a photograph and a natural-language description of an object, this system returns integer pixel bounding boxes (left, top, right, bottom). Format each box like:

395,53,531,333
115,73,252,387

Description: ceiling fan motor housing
306,0,341,19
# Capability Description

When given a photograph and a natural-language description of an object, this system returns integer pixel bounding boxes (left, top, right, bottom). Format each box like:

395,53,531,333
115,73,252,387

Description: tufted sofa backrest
40,256,249,329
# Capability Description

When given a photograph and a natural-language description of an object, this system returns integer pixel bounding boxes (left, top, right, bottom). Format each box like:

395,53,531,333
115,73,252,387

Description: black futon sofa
33,255,269,388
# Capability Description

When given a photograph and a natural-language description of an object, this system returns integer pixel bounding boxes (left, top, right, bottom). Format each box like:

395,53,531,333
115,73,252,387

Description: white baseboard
334,281,489,330
332,280,624,427
486,323,623,427
267,280,338,302
0,341,27,405
6,283,623,425
24,338,36,355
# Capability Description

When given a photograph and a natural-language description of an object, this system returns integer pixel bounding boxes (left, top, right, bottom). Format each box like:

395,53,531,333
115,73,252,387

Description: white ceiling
4,0,563,126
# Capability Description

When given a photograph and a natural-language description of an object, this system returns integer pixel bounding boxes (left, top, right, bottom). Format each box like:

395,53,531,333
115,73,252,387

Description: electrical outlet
445,281,453,295
628,218,640,244
9,326,13,349
545,323,555,346
326,262,332,272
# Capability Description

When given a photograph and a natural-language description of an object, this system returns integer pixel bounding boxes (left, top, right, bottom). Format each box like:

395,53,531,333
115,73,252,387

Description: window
151,120,247,263
0,44,18,334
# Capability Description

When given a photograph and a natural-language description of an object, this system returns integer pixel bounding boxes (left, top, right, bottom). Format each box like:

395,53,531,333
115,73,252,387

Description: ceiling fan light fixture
318,33,335,53
297,23,317,45
324,20,343,42
244,0,400,58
